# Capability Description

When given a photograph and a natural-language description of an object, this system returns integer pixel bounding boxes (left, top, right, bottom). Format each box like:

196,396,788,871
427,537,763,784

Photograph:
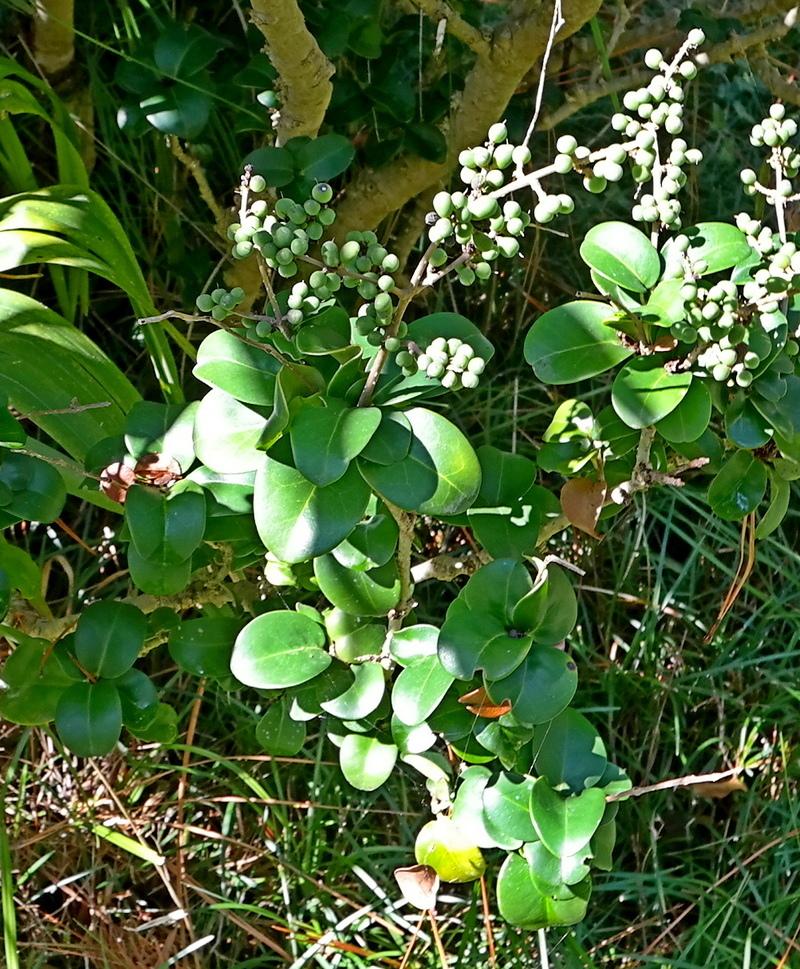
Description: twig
167,135,225,225
407,0,491,59
18,400,110,418
607,764,751,801
522,0,564,148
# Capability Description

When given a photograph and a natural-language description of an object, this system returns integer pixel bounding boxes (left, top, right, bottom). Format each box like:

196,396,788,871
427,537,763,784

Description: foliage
2,2,800,963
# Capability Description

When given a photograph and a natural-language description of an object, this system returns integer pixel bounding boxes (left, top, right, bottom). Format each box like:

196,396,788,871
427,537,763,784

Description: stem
384,499,417,632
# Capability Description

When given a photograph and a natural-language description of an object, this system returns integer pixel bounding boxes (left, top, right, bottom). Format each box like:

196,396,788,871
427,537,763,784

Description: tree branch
248,0,335,144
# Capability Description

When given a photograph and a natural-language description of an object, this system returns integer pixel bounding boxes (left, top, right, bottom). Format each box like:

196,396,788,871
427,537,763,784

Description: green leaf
295,305,352,354
124,401,197,471
485,648,578,725
358,407,481,516
141,87,212,139
194,389,267,474
320,661,385,719
524,840,592,895
529,778,606,857
193,330,281,406
339,733,398,791
125,485,206,566
725,395,772,449
392,654,455,726
125,702,178,743
481,772,538,846
109,668,159,728
612,360,693,429
663,222,752,276
655,378,711,443
254,459,370,563
127,545,192,595
314,553,400,616
580,222,660,293
497,853,590,929
531,709,608,794
460,558,532,618
755,474,791,539
437,607,531,680
0,535,42,602
331,507,398,571
0,450,66,524
524,300,633,384
291,400,381,486
230,611,330,689
358,410,412,465
168,617,241,677
526,562,578,646
467,447,544,559
55,680,123,757
640,279,687,327
451,766,506,849
389,624,439,666
256,698,306,756
289,133,355,181
153,23,223,77
242,146,295,188
707,451,768,520
74,600,147,679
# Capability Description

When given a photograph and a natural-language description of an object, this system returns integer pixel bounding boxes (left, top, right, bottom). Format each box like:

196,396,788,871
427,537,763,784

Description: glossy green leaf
481,772,538,846
74,600,147,679
656,378,711,443
193,330,281,406
55,680,123,757
707,451,768,520
194,388,267,473
358,410,412,465
168,617,241,677
358,407,480,516
153,22,223,77
331,507,398,571
531,709,608,794
451,766,505,849
127,544,192,595
124,401,196,470
290,133,355,181
243,146,295,187
467,447,544,559
254,458,370,563
414,817,486,883
497,853,590,929
388,624,439,666
524,840,592,896
109,668,159,728
438,608,531,680
291,400,381,486
0,450,66,524
528,563,578,646
320,661,385,719
755,474,791,539
314,553,400,616
485,647,578,725
612,360,693,429
529,778,606,857
664,222,752,275
392,654,455,726
524,300,633,384
580,222,660,293
141,87,212,139
460,559,533,618
230,611,330,689
339,733,398,791
256,698,307,756
0,535,42,602
640,279,686,326
725,394,772,449
295,305,352,354
125,485,206,566
391,716,437,755
293,662,355,716
126,702,178,743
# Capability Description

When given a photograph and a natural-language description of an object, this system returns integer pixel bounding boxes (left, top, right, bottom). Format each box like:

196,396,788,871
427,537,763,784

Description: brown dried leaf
134,452,182,487
457,686,512,719
99,462,136,504
394,864,439,910
560,478,607,539
691,776,747,799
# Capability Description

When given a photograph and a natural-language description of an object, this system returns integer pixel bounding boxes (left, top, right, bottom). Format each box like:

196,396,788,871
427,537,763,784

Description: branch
333,0,604,239
408,0,491,58
248,0,335,144
32,0,75,74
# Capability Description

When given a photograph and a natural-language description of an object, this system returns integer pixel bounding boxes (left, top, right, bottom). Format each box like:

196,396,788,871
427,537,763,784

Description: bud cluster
395,336,487,390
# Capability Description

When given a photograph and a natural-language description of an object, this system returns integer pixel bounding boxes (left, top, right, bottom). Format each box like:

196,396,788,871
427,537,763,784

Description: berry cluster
427,124,534,283
196,286,246,321
747,104,799,151
395,337,487,390
229,183,336,276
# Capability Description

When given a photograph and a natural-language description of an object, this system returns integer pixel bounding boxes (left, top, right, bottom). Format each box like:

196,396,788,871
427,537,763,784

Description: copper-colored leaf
134,452,182,487
99,462,136,504
394,864,439,910
560,478,607,539
691,776,747,799
652,334,678,352
457,686,512,719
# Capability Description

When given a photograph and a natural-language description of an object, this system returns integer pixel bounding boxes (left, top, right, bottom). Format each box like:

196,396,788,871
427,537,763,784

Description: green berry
312,182,334,204
233,241,253,259
433,191,455,218
511,145,531,166
644,48,663,69
488,122,508,144
461,372,480,389
249,174,267,193
196,294,214,313
555,134,578,155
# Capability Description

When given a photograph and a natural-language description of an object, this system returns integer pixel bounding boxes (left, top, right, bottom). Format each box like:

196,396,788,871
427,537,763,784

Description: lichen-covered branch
249,0,334,144
333,0,603,239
